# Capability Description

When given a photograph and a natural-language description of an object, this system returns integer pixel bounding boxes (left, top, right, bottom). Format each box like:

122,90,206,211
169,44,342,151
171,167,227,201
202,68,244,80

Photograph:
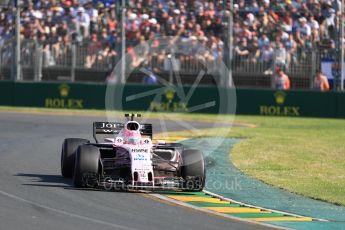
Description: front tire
181,149,206,191
73,145,100,188
61,138,90,178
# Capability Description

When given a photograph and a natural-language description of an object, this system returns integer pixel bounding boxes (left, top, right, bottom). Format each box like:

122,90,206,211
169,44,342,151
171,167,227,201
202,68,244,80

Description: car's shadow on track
15,173,73,188
15,173,132,193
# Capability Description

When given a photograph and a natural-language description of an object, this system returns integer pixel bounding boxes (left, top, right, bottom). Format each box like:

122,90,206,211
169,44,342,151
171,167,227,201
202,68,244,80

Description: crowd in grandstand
0,0,340,84
233,0,340,71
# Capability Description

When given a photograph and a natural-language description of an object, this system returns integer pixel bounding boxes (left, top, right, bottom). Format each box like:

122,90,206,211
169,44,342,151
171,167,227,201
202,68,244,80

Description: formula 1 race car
60,114,205,191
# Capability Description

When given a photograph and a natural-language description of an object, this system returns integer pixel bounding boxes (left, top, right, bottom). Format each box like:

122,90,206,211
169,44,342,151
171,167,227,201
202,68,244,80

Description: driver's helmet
123,128,141,145
127,136,141,145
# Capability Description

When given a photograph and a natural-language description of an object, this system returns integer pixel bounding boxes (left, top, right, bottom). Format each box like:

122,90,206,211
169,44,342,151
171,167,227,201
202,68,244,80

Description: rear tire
61,138,90,178
73,145,100,188
181,149,206,191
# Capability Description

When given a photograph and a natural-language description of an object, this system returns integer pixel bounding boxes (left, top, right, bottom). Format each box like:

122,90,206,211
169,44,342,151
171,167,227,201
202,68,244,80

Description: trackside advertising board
0,81,344,118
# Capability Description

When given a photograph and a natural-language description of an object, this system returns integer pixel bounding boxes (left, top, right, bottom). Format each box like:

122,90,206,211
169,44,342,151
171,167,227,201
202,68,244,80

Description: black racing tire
181,149,206,192
73,145,100,188
61,138,90,178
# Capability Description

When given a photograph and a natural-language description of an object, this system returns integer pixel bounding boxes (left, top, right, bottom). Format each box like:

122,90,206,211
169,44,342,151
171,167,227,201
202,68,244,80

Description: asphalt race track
0,112,270,230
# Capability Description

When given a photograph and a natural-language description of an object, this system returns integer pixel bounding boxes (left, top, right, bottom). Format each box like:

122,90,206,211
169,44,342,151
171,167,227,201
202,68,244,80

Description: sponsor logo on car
132,148,148,153
99,123,122,129
102,129,114,133
133,153,148,161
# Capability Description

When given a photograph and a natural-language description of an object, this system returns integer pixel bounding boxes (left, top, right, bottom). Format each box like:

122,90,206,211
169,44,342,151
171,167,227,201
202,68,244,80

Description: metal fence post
71,42,76,82
11,39,15,81
38,43,42,81
310,50,316,89
120,0,126,84
341,0,344,90
33,41,38,81
0,45,2,79
168,55,173,84
15,0,21,81
227,2,233,87
34,40,43,81
271,48,278,89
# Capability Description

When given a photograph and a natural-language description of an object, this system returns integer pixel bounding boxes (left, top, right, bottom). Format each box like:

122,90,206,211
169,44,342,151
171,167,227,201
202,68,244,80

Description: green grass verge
1,106,345,205
172,115,345,206
231,116,345,206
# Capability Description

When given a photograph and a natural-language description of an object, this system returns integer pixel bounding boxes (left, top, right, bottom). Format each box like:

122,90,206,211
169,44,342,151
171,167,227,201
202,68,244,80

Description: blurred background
0,0,344,90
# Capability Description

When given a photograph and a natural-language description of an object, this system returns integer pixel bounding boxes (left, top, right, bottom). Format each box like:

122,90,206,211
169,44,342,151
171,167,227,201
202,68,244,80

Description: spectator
142,68,158,85
273,67,291,90
248,38,260,63
85,33,102,68
56,35,72,63
296,17,312,47
258,34,270,49
322,1,336,38
39,34,56,67
132,35,149,68
313,70,330,91
234,38,250,60
76,6,90,37
98,42,117,68
274,42,288,69
261,43,274,72
107,29,117,49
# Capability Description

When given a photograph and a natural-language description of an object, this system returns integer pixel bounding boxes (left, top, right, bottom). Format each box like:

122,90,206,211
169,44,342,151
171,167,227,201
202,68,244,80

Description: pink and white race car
61,114,205,191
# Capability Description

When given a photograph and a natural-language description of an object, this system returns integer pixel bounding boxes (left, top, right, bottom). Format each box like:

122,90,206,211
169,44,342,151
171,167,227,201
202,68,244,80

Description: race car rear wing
93,122,153,143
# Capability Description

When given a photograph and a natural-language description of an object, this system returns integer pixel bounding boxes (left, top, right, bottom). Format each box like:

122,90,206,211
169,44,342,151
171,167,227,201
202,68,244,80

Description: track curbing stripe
251,217,313,222
206,207,269,213
167,195,229,203
203,190,328,222
148,193,289,230
231,213,286,218
187,202,241,207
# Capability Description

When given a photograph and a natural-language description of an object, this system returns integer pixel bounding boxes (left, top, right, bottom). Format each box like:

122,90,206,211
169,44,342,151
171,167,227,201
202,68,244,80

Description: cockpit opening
126,122,139,131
